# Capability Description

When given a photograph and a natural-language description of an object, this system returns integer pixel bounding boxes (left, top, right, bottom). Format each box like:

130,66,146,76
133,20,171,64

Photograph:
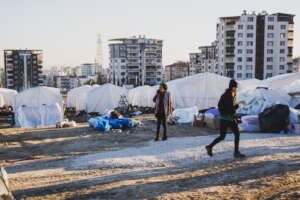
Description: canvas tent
67,85,99,111
86,83,127,114
166,72,231,110
0,88,17,107
128,86,156,107
14,86,63,110
262,72,300,90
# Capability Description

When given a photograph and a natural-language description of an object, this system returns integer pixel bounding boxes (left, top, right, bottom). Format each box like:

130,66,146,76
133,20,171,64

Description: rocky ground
1,114,300,200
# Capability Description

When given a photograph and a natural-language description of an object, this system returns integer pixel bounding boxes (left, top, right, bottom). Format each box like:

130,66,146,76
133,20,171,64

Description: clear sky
0,0,298,69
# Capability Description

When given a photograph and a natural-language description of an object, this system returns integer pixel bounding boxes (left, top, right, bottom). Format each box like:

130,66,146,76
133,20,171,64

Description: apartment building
55,75,79,92
293,57,300,72
4,49,44,91
165,61,189,81
81,63,96,77
217,11,294,80
109,35,163,86
189,42,218,75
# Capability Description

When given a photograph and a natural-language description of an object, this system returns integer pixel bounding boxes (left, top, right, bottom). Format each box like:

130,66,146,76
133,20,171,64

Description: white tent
128,86,156,107
238,78,265,92
86,83,128,114
284,79,300,94
167,72,231,110
67,85,99,111
15,103,63,128
262,72,300,90
0,88,17,107
14,86,63,110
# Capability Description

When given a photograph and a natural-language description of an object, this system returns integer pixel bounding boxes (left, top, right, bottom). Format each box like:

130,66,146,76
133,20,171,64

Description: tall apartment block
189,42,218,75
4,49,44,91
164,61,190,81
109,35,163,86
80,63,96,77
217,11,294,80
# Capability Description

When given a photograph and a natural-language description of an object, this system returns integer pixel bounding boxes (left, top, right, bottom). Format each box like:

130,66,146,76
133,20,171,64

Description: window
280,57,285,62
267,49,273,54
280,41,285,46
267,33,274,38
247,25,254,30
267,41,274,46
238,41,243,46
268,25,274,30
237,57,243,62
247,41,253,46
238,33,243,38
238,25,243,30
280,33,286,38
247,49,253,54
248,17,254,22
280,65,285,70
237,73,242,78
246,73,253,78
121,59,126,63
247,57,253,62
246,65,253,70
281,25,286,30
267,57,273,62
237,49,243,54
121,66,126,69
280,49,285,54
237,65,242,70
267,65,273,70
268,17,274,22
266,73,273,78
247,33,254,38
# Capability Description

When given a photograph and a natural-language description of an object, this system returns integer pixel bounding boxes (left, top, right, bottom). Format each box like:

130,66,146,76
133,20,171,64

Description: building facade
109,35,163,86
4,49,44,91
217,11,294,80
293,57,300,72
81,63,96,77
165,61,190,81
189,42,218,75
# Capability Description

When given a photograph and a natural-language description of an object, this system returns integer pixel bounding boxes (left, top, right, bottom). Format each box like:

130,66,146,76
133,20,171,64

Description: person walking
153,83,173,141
205,79,245,158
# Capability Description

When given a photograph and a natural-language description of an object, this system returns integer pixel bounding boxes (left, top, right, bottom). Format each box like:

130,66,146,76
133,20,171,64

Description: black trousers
156,114,167,139
208,119,240,153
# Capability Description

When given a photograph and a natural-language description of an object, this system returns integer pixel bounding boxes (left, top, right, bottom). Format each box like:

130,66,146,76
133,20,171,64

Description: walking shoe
205,145,213,157
234,152,246,158
162,136,168,141
154,137,161,141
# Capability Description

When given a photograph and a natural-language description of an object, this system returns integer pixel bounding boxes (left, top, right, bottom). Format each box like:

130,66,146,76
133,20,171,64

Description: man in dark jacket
153,83,173,141
205,79,245,158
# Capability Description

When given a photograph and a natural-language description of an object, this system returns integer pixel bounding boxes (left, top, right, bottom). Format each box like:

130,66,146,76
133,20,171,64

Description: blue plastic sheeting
88,117,139,131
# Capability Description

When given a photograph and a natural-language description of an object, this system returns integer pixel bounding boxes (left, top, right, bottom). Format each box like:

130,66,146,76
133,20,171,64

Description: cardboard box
204,117,220,130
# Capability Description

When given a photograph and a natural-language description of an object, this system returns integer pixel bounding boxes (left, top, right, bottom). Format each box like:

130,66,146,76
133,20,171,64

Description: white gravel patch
71,134,300,169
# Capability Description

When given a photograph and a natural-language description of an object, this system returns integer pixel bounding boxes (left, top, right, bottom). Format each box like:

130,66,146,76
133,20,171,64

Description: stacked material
128,86,156,107
86,83,127,114
0,88,17,107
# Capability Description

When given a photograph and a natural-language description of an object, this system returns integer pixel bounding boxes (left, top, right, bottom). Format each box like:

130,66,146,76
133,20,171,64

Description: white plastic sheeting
167,72,231,110
0,88,17,107
284,80,300,94
263,72,300,90
67,85,99,111
172,106,198,123
128,86,156,107
86,83,128,114
238,78,264,93
14,86,63,110
0,94,4,107
237,88,292,115
15,103,63,128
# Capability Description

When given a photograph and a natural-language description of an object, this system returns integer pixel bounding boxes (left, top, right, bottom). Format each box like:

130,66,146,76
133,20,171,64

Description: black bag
259,104,290,133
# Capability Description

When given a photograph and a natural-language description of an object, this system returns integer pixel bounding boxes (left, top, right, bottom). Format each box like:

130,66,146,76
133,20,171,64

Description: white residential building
109,35,163,86
217,11,294,80
81,63,96,77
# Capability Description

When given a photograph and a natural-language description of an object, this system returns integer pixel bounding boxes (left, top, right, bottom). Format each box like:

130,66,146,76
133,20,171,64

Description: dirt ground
1,114,300,200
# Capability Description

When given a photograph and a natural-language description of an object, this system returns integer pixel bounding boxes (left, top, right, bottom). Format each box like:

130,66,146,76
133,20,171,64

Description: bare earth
1,114,300,200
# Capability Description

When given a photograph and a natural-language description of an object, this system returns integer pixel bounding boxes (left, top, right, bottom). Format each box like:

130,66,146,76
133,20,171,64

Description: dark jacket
218,89,239,117
153,91,173,117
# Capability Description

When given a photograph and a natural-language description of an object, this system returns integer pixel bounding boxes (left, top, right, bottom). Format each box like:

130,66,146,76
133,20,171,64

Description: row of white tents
0,72,299,127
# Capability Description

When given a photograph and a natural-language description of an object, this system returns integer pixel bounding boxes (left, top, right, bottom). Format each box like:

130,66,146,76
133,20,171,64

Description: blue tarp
89,117,139,131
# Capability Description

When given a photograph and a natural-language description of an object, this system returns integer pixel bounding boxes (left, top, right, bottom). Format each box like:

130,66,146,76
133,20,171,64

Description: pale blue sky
0,0,298,69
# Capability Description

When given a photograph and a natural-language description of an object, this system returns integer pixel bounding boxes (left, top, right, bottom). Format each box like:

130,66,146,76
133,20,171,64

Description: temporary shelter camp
0,88,17,107
128,86,156,107
14,86,64,127
67,85,99,111
86,83,127,114
262,72,300,90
